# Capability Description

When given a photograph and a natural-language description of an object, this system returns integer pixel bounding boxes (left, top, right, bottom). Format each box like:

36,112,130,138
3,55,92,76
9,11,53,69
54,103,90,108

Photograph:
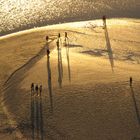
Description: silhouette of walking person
58,33,61,39
64,32,68,46
130,77,133,86
58,33,62,47
31,83,34,95
39,85,42,97
45,35,50,56
35,84,39,96
65,32,68,41
65,32,67,38
102,15,106,29
46,36,49,42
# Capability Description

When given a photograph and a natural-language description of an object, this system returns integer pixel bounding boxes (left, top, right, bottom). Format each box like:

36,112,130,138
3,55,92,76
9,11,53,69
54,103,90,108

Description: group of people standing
31,83,42,96
30,33,67,96
46,32,68,52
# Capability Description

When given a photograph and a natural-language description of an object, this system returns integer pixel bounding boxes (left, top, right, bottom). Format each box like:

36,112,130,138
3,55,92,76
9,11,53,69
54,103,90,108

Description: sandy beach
0,18,140,139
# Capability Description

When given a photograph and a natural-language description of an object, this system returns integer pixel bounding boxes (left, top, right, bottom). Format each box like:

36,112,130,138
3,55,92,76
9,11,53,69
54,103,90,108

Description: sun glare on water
0,0,139,35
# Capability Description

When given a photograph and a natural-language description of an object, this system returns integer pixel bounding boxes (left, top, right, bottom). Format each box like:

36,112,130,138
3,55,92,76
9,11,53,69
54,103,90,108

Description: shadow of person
31,94,35,140
39,96,44,140
31,95,44,140
130,86,140,125
103,20,114,72
47,55,54,113
57,41,63,88
65,38,71,82
35,97,40,140
60,48,63,78
132,137,140,140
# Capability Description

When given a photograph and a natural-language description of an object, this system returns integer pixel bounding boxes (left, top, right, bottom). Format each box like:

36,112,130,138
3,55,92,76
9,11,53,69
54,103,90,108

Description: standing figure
35,84,39,96
58,33,61,45
58,33,61,38
65,32,67,38
130,77,133,86
45,36,50,56
102,15,106,29
39,85,42,96
64,32,68,46
31,83,34,95
46,36,49,41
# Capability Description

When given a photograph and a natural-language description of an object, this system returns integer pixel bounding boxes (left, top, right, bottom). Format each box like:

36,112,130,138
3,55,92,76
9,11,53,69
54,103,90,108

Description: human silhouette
58,33,61,38
102,15,106,29
65,32,68,41
46,36,49,41
31,83,34,95
64,32,68,46
58,33,62,45
65,32,67,38
45,35,50,56
35,85,39,96
130,77,133,86
39,85,42,96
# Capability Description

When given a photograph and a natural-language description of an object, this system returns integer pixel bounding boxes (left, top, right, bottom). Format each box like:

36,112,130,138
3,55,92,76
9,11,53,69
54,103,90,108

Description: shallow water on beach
0,0,139,35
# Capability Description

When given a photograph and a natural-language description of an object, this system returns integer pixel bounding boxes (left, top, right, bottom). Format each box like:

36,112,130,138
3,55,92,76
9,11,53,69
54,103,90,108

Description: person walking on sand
65,32,67,38
39,85,42,96
45,36,50,55
58,33,61,44
102,15,106,29
130,77,133,86
64,32,68,46
58,33,61,39
46,36,49,42
31,83,34,95
35,84,39,96
65,32,68,41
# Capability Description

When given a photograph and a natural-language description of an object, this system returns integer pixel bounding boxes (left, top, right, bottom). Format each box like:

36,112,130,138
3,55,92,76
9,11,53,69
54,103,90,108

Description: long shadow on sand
104,20,114,72
3,38,56,89
130,86,140,125
57,41,63,88
31,95,44,140
65,38,71,82
81,49,106,57
47,55,54,113
67,44,83,48
132,137,140,140
31,95,35,140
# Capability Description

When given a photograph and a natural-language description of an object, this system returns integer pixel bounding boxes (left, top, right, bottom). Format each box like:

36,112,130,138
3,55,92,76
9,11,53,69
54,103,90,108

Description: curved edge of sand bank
0,38,56,139
0,19,140,139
